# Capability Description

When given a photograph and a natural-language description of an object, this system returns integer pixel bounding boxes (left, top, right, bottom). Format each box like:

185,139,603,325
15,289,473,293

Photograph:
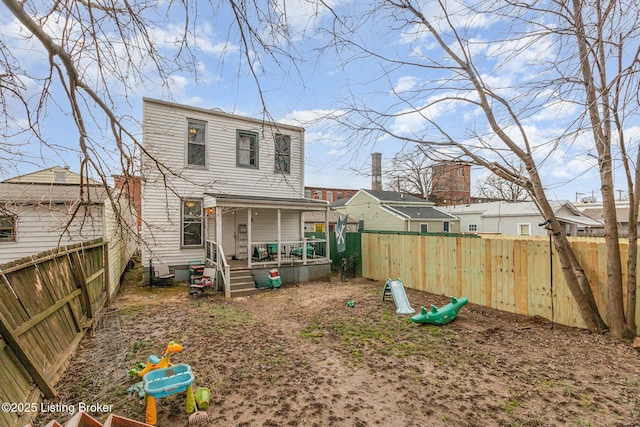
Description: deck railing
205,240,231,298
249,239,328,267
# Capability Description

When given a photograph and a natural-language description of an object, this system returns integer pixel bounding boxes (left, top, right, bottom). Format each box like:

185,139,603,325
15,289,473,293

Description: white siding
0,204,104,265
142,100,304,199
482,215,545,236
104,194,138,299
141,99,306,268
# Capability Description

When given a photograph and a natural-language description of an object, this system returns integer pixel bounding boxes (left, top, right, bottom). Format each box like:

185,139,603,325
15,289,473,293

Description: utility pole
575,192,584,203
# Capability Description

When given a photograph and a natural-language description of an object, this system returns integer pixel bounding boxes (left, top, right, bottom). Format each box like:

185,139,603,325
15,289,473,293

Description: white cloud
393,76,420,93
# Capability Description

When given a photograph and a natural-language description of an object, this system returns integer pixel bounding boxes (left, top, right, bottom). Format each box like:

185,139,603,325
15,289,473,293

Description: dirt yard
32,265,640,427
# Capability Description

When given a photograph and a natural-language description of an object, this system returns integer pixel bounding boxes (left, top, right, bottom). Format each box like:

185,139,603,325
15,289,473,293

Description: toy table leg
146,395,157,425
186,384,195,414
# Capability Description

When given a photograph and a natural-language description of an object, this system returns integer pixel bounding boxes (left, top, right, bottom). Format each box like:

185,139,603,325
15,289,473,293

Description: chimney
371,152,382,191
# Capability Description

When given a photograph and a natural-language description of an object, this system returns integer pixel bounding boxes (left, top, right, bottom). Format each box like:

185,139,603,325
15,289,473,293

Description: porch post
325,206,330,262
277,208,282,266
216,208,222,264
247,208,252,268
301,213,307,265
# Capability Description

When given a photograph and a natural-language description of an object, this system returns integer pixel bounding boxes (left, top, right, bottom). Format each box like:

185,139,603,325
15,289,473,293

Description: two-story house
141,98,331,297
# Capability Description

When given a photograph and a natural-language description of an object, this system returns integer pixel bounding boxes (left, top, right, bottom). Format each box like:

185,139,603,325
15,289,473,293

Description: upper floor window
182,199,203,247
518,223,531,236
274,134,291,174
187,120,206,166
468,224,478,232
420,223,428,233
337,191,344,200
0,216,16,242
237,130,259,168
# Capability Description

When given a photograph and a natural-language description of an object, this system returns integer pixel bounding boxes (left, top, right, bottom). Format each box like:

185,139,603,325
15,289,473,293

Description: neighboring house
0,167,137,300
577,200,639,237
141,98,331,296
445,200,603,236
303,210,359,233
332,189,459,233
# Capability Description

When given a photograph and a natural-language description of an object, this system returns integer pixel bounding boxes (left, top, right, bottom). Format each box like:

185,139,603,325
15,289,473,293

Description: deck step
229,268,259,297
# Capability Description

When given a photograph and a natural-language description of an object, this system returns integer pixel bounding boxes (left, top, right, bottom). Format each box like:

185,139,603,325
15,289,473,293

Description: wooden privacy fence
361,232,640,332
0,239,108,427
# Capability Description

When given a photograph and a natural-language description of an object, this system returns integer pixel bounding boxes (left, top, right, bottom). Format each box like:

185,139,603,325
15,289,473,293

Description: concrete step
231,281,256,291
230,287,261,298
229,268,259,297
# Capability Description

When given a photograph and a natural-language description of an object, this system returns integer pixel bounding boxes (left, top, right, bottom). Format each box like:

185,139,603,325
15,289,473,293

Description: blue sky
2,0,638,203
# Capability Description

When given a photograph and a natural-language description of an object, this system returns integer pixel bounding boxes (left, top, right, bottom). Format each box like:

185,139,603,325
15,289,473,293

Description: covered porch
202,193,331,298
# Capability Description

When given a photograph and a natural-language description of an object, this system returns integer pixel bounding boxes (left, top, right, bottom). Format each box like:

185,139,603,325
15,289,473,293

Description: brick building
305,186,358,203
430,162,471,206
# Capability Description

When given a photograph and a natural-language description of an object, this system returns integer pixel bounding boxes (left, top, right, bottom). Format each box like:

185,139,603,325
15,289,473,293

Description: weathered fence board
362,232,640,332
0,239,109,427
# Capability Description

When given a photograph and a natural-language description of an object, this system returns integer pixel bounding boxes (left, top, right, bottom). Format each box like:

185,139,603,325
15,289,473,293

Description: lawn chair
290,243,315,258
252,246,270,261
190,267,216,296
152,262,175,287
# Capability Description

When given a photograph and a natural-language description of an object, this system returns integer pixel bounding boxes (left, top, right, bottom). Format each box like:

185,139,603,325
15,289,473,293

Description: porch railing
206,240,231,299
249,239,328,267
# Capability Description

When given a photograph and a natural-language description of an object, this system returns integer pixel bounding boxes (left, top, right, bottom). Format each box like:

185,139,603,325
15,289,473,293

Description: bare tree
318,0,640,337
384,146,432,198
475,166,530,202
1,0,304,249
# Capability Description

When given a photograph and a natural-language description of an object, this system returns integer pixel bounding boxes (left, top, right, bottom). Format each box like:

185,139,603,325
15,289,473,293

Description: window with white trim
187,120,206,166
518,223,531,236
274,134,291,174
443,221,450,232
468,224,478,232
0,216,16,242
182,199,203,247
237,130,259,168
420,223,428,233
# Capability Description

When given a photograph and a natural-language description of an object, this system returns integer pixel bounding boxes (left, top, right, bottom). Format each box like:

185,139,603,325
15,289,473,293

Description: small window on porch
182,199,203,247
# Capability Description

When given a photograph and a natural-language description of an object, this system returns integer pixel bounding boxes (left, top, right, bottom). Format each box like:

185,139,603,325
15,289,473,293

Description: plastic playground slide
382,278,416,314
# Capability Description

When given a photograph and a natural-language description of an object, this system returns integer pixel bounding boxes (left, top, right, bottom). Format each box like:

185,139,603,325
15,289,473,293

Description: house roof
204,193,329,211
144,98,305,133
360,189,431,204
0,183,109,204
383,205,457,220
582,207,638,225
3,166,103,185
446,200,602,226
